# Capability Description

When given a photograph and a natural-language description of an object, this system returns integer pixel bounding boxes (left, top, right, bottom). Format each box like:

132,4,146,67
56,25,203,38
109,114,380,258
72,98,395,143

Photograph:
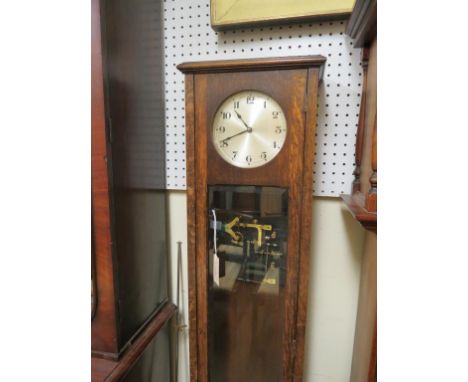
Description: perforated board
163,0,362,196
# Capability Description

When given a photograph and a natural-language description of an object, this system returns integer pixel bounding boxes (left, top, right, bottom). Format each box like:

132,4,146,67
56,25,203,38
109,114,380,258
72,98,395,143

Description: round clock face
212,90,287,168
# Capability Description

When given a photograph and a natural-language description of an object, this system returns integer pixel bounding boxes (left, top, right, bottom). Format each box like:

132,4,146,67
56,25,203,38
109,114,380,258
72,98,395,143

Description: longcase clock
178,56,326,382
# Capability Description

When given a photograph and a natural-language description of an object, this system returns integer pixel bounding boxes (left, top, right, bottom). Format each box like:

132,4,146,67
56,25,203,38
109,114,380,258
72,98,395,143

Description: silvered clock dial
211,90,287,168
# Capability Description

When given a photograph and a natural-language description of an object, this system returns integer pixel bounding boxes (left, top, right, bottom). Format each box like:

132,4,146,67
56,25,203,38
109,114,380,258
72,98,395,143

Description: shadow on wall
303,196,366,382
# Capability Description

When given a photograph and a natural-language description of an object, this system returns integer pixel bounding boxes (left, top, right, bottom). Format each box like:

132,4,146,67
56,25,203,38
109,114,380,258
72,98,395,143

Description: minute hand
220,128,251,143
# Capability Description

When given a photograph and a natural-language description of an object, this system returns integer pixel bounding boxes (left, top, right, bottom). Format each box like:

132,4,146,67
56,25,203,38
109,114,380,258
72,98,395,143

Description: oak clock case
178,56,325,382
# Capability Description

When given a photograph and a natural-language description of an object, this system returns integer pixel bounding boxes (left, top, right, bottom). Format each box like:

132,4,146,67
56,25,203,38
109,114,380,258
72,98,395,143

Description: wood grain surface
292,68,320,381
91,0,119,355
349,232,377,382
184,73,199,382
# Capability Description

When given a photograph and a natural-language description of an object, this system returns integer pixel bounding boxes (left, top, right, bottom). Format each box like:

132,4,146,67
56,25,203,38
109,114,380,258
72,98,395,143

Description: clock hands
234,110,251,131
220,128,251,144
220,110,252,144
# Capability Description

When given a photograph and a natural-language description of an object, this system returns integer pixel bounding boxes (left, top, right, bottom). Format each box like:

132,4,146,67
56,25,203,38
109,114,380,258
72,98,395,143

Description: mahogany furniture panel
92,0,119,355
343,1,377,381
92,0,172,379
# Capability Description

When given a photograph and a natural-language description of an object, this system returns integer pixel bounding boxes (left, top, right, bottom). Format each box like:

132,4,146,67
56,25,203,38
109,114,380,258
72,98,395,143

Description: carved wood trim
345,0,377,48
353,48,370,193
341,193,376,232
366,114,377,212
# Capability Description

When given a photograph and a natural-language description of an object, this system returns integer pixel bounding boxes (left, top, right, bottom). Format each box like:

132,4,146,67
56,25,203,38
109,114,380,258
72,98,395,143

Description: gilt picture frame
211,0,356,30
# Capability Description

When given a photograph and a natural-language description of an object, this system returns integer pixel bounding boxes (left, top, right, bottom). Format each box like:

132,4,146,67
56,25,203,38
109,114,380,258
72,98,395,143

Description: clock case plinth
178,56,325,382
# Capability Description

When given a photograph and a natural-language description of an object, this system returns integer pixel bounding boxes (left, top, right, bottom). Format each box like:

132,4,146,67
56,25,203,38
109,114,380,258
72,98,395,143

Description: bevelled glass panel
207,185,288,382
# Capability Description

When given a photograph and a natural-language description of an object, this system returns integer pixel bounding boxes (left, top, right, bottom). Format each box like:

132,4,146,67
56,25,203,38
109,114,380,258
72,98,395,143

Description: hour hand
234,110,251,130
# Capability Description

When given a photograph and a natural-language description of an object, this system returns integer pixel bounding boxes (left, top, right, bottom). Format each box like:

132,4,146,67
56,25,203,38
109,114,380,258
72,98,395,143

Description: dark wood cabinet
342,1,377,381
92,0,174,380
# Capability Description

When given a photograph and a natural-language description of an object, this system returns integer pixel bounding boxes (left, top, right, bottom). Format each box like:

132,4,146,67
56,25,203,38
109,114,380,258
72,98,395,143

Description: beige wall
166,191,365,382
303,197,365,382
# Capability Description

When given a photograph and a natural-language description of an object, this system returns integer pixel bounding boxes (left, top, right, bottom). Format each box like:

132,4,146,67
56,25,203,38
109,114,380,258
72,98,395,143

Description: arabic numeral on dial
232,151,238,160
220,140,228,148
273,141,280,149
272,111,279,119
246,155,252,165
275,126,282,134
216,126,226,133
234,101,239,109
261,152,267,161
222,111,231,120
246,95,255,104
263,100,267,108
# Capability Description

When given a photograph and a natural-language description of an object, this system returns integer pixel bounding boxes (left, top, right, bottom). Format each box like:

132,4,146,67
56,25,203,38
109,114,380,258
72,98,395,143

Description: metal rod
174,241,185,382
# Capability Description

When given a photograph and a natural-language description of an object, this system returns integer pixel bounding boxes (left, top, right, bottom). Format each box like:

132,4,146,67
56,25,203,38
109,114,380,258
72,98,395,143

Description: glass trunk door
207,185,288,382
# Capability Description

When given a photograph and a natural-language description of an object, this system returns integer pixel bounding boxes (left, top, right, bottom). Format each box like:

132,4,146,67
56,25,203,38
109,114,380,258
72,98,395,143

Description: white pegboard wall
163,0,362,196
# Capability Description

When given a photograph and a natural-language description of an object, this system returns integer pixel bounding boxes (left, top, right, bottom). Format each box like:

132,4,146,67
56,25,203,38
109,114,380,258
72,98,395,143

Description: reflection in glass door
207,185,288,382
